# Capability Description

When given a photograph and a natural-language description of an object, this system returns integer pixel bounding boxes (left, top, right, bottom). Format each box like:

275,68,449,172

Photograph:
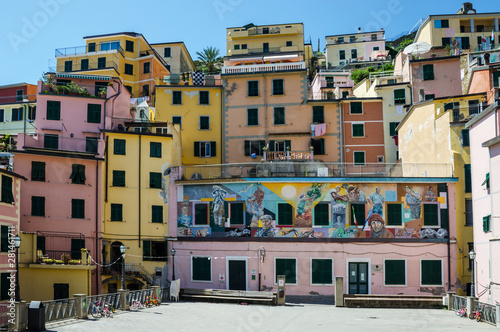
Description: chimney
358,27,361,33
380,28,384,32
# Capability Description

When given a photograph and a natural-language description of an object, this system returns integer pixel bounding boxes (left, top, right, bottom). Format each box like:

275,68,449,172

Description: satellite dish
403,42,432,56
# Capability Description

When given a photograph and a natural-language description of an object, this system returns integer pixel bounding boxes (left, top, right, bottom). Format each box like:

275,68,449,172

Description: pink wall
364,41,385,60
0,173,22,267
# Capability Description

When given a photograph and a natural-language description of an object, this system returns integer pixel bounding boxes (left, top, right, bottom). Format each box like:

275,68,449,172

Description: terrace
55,43,125,58
19,133,104,156
222,62,306,75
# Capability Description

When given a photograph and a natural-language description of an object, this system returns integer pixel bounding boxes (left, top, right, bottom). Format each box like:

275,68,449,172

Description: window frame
310,258,334,285
277,202,293,227
124,63,134,76
199,116,210,130
85,137,98,154
274,257,297,285
273,107,285,125
312,106,325,124
150,142,162,158
112,170,126,187
87,104,101,124
31,161,46,182
393,89,406,105
229,202,245,227
422,202,440,227
0,176,14,205
384,259,407,286
44,134,59,149
389,122,400,136
313,202,330,227
350,102,363,114
69,164,86,185
194,141,216,158
423,64,434,81
143,62,150,74
172,91,182,105
386,202,403,226
71,199,85,219
172,116,182,129
339,50,346,60
31,196,45,217
350,203,365,226
164,47,171,57
151,205,163,224
352,122,365,137
194,202,210,226
191,255,212,283
247,108,259,126
199,91,209,105
272,79,284,96
113,139,126,155
420,259,443,286
149,172,162,189
353,151,365,166
247,80,259,97
125,40,134,52
46,101,61,121
244,140,265,156
110,203,123,221
310,138,325,155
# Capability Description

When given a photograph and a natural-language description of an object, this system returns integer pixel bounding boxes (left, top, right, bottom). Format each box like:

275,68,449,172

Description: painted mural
176,182,449,240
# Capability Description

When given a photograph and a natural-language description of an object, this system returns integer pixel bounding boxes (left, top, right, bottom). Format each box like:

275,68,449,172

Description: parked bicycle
469,308,481,322
130,300,143,310
90,300,113,318
456,306,467,318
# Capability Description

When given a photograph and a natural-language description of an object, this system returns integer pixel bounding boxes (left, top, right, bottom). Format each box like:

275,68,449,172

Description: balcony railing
0,94,37,105
40,82,107,98
460,25,496,33
222,62,306,74
266,151,312,161
447,104,485,122
21,133,103,155
49,59,119,74
182,162,453,180
248,27,281,35
55,44,125,57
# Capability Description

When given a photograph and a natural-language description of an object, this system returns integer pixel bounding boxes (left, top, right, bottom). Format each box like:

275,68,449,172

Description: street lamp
120,244,126,290
171,248,176,281
469,250,476,297
14,235,21,302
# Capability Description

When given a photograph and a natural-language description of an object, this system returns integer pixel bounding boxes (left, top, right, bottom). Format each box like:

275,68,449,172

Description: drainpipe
105,136,109,202
339,101,344,176
95,159,99,294
264,74,268,145
138,134,142,247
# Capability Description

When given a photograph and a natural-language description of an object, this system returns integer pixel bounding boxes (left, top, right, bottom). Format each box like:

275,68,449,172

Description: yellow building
398,92,486,295
414,3,500,52
100,122,182,292
151,42,196,74
154,85,222,175
53,32,170,99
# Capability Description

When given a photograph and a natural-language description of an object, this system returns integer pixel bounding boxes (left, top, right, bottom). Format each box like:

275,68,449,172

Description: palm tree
196,47,222,74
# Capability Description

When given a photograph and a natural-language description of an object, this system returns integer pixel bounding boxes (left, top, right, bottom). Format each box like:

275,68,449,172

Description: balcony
222,62,306,75
266,151,312,161
55,44,125,57
448,104,485,122
20,133,103,156
181,162,453,180
0,94,36,105
49,59,119,74
40,82,107,98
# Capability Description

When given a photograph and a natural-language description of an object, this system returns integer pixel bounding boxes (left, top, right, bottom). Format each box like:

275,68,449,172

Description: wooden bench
181,288,276,305
344,294,444,309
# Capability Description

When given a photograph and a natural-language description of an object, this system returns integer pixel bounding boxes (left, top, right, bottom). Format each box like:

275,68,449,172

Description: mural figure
347,185,366,203
424,186,437,202
296,184,324,227
404,186,422,219
247,185,265,227
211,185,227,226
330,186,347,228
367,187,385,215
296,228,325,238
368,213,394,238
226,228,251,237
177,202,193,227
254,215,275,237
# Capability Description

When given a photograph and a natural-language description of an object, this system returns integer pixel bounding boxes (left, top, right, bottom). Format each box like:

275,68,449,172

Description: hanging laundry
314,123,327,137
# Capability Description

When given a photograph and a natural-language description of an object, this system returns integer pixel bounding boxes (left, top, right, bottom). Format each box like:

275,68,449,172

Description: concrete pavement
49,302,496,332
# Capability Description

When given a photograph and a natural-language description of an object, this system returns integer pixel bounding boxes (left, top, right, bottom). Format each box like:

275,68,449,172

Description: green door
348,262,369,294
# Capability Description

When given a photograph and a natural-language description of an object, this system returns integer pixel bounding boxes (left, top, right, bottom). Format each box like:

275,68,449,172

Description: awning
56,73,112,81
263,54,299,61
229,57,263,63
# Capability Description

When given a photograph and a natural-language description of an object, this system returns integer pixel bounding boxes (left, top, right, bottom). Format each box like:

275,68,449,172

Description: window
86,137,98,154
275,258,297,284
194,141,216,158
274,107,285,125
152,205,163,223
11,108,22,121
425,94,435,101
199,91,209,105
342,91,349,98
350,203,365,226
81,59,89,71
244,140,265,156
194,203,209,225
434,19,449,28
16,89,23,101
164,47,171,57
311,258,333,284
386,203,402,226
242,44,247,49
64,60,72,72
312,106,324,123
100,41,120,51
70,164,86,184
149,172,162,189
71,239,85,259
421,260,442,285
423,203,439,226
442,38,452,47
247,81,259,97
229,202,245,226
97,57,106,69
352,123,364,137
172,91,182,104
423,64,434,81
339,50,346,60
143,240,168,262
142,84,149,97
124,64,133,75
314,203,329,226
114,139,126,155
125,40,134,52
199,116,210,130
389,122,400,136
464,164,471,193
31,161,45,182
310,138,325,155
350,102,362,114
88,43,96,52
143,62,150,74
192,256,212,282
87,104,101,123
0,110,4,122
465,199,473,226
273,79,284,95
469,100,480,115
112,170,125,187
277,203,293,226
338,37,344,43
32,196,45,216
493,71,500,88
482,172,490,190
247,108,258,126
373,46,380,51
483,215,491,232
351,49,357,59
71,199,85,219
111,203,123,221
47,101,61,120
0,273,9,300
461,37,470,49
286,41,292,47
1,176,14,205
461,129,470,147
350,36,356,43
0,226,9,252
27,106,36,121
394,89,406,105
44,134,58,149
354,151,365,165
150,142,162,158
172,116,182,128
385,260,406,285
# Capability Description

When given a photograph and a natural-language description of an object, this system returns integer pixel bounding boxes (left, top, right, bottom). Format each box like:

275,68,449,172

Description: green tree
196,47,222,74
396,38,414,52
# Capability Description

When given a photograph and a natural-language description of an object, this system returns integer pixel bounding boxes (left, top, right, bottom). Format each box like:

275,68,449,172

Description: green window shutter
269,140,275,152
483,216,491,232
149,172,162,188
274,107,285,125
423,64,434,80
311,259,332,284
70,164,86,184
1,273,10,300
387,203,402,226
173,91,182,104
0,226,8,252
230,202,244,225
464,164,472,193
125,63,133,75
194,204,209,225
199,116,209,130
275,258,297,284
385,260,405,285
273,79,284,95
482,173,490,189
394,89,406,105
423,204,439,226
87,104,101,123
143,62,150,74
421,260,442,285
284,140,291,151
44,134,59,149
314,203,329,226
244,141,250,156
32,196,45,216
111,204,123,221
350,102,362,114
143,240,151,261
126,40,134,52
47,101,61,120
352,123,364,137
461,129,470,147
71,199,85,219
112,170,125,187
350,203,365,226
247,108,258,125
1,175,14,204
194,142,200,157
354,151,365,165
493,72,500,88
150,142,162,158
210,142,216,157
192,257,211,281
312,106,324,123
88,43,96,52
278,203,293,226
199,91,209,104
248,81,259,96
31,162,46,181
259,140,266,156
389,122,400,136
114,139,126,155
97,57,106,69
152,205,163,223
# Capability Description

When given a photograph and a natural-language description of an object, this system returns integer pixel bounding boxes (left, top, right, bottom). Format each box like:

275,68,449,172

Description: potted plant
98,87,107,98
61,253,71,264
43,258,54,264
431,53,437,58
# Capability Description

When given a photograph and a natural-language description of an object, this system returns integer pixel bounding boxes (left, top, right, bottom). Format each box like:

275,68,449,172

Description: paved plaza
48,301,496,332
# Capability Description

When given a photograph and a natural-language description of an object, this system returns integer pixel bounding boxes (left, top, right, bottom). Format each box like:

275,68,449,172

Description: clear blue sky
1,0,498,85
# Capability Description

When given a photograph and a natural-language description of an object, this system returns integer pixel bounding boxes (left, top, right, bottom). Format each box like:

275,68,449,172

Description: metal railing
0,304,9,329
0,94,37,105
125,264,160,286
160,287,170,302
40,82,106,98
460,25,496,33
49,60,119,74
473,300,497,326
87,292,122,314
55,44,125,57
450,294,467,311
266,151,312,161
42,298,77,323
248,27,281,35
127,289,154,306
42,250,82,261
222,62,306,74
22,133,102,155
